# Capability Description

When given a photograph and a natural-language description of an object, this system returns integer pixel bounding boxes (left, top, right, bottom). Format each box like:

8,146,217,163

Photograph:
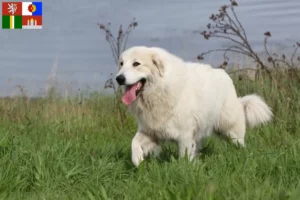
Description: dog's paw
132,150,144,167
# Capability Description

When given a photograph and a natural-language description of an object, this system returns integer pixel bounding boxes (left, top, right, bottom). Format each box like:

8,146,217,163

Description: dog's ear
152,53,164,77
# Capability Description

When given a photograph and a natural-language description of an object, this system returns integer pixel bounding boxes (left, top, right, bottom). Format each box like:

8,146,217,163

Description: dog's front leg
131,131,161,167
178,137,197,161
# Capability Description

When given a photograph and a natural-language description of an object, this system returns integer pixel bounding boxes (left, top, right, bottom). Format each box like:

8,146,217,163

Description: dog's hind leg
225,123,246,147
178,136,198,161
131,132,161,167
217,100,246,147
220,117,246,147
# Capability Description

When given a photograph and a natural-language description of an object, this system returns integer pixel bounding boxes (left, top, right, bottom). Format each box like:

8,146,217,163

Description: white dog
115,46,273,167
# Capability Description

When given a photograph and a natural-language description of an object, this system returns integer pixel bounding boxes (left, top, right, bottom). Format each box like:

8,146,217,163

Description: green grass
0,71,300,200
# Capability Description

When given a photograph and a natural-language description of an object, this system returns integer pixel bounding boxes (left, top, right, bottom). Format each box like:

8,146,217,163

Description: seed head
264,31,271,37
197,55,204,60
268,56,273,63
99,24,105,29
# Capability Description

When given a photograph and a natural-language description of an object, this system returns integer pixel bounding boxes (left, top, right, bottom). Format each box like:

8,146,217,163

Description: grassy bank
0,71,300,200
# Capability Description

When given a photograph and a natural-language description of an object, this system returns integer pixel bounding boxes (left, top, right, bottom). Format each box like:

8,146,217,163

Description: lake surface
0,0,299,96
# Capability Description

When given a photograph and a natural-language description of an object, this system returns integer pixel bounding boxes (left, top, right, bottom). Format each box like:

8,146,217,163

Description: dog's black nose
116,74,126,85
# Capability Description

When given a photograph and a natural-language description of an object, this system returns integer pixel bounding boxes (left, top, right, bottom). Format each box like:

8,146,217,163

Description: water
0,0,299,96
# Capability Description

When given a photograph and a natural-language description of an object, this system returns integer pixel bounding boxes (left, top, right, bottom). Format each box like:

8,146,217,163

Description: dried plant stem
98,19,138,126
198,0,300,77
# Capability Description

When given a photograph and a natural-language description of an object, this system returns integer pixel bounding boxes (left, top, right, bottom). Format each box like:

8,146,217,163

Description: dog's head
115,46,165,106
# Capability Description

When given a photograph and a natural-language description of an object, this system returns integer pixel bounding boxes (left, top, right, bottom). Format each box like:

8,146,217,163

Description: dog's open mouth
122,78,146,106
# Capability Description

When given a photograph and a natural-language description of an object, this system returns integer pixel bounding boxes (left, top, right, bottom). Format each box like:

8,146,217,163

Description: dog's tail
239,94,273,128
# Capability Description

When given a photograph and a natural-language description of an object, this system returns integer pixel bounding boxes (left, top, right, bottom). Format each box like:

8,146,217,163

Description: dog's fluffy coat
116,46,273,167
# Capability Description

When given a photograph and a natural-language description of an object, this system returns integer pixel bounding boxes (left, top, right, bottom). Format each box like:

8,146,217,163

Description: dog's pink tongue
122,82,139,105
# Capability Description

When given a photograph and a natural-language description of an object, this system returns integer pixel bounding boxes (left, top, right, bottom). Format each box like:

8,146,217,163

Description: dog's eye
133,62,140,67
120,61,123,66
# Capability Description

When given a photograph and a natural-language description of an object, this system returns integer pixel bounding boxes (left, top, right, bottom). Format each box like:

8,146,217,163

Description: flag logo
28,4,36,13
2,2,42,29
8,3,18,15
